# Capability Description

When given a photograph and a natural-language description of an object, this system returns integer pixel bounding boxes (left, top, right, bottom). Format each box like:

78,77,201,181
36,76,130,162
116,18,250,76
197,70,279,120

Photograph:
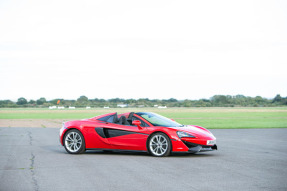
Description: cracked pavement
0,127,287,191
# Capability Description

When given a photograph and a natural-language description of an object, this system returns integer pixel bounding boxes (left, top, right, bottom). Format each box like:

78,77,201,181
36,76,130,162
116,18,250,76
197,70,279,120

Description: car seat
118,116,130,125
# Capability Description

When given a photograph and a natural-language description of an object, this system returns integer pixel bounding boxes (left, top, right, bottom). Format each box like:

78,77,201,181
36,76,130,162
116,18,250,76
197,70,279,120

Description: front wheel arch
146,131,172,157
63,128,86,154
62,127,85,145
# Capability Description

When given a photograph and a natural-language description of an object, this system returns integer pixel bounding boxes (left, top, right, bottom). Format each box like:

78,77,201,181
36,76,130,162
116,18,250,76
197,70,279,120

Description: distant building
104,106,110,109
49,106,57,109
69,106,75,109
86,106,91,109
58,106,65,109
117,104,128,108
158,106,167,109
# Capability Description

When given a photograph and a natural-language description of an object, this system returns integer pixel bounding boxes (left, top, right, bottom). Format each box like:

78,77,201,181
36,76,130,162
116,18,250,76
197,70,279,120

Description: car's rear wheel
64,129,86,154
148,133,171,157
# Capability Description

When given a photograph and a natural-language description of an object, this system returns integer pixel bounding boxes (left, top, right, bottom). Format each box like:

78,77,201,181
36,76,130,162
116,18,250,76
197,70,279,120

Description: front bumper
59,125,68,146
182,141,217,153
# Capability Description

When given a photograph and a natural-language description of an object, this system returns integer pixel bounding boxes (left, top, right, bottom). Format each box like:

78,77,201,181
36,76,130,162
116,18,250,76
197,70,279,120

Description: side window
107,115,114,123
98,115,112,122
132,117,149,127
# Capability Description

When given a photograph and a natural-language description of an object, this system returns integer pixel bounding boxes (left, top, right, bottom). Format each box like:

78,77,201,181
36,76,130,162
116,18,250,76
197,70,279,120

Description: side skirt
86,148,148,153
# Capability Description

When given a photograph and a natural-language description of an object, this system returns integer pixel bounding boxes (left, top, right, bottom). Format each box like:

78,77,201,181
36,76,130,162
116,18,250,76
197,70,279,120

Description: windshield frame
135,112,183,127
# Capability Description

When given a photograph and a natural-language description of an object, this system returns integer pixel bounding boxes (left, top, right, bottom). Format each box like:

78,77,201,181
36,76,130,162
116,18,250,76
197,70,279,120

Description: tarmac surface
0,127,286,191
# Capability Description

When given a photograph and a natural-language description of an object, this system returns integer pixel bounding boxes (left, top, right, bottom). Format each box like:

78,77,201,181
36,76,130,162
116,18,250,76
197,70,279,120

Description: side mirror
132,120,142,129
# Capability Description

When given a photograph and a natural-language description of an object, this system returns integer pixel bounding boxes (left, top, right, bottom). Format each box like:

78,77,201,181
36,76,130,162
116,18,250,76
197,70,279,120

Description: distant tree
77,96,88,103
194,100,211,107
126,99,136,104
0,100,17,108
211,95,229,106
16,97,27,105
36,97,47,105
64,100,76,106
108,98,125,103
99,99,106,103
254,96,264,103
2,94,287,108
168,98,178,102
233,95,247,106
272,94,282,103
28,100,36,104
235,95,246,99
76,96,90,107
183,99,192,107
201,99,210,102
150,99,159,103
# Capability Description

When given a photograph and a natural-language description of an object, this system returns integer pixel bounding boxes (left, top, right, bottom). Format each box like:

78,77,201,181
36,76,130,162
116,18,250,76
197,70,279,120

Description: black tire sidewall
63,129,86,154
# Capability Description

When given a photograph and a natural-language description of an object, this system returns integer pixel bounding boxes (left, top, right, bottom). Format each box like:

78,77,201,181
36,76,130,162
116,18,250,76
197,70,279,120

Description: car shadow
170,152,218,158
43,145,218,158
83,150,218,158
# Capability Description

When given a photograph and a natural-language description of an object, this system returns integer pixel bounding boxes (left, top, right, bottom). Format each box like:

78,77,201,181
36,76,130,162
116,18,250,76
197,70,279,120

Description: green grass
0,107,286,129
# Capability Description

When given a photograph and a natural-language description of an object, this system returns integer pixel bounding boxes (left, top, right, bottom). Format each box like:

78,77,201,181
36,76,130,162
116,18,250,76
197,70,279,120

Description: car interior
108,112,135,126
102,112,148,127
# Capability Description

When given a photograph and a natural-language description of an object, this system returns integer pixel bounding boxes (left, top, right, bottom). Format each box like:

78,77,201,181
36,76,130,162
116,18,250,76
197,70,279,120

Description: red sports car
60,112,217,157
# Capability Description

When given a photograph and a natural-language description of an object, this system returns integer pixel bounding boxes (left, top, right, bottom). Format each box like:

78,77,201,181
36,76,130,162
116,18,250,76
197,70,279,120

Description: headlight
177,131,195,138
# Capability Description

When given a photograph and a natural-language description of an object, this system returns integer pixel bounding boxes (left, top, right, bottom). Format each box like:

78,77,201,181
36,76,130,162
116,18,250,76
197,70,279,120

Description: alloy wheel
65,131,83,153
149,134,169,156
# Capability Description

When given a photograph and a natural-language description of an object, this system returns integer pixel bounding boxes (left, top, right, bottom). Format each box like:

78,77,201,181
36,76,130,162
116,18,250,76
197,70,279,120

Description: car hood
168,125,215,139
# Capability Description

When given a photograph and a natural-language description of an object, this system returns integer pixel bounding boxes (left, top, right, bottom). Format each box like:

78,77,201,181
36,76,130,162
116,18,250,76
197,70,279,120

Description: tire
148,132,171,157
63,129,86,154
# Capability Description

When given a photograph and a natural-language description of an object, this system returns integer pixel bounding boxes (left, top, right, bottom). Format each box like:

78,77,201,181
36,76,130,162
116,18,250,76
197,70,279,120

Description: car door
87,113,119,149
103,118,150,151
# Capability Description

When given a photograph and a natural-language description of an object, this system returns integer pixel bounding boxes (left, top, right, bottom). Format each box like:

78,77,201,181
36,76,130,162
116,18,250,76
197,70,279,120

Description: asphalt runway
0,127,286,191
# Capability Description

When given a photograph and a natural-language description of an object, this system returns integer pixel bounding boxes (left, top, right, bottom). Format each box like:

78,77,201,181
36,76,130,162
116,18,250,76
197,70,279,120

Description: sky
0,0,287,101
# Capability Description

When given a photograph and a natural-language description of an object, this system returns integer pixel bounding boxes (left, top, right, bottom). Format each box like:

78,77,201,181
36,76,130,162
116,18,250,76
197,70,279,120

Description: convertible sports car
60,112,217,157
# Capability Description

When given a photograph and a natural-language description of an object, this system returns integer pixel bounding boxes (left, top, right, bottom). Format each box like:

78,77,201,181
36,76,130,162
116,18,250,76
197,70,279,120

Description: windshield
136,112,183,127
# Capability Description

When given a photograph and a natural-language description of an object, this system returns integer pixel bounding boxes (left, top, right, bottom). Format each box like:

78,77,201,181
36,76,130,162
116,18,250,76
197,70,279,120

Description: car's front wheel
64,129,86,154
148,133,171,157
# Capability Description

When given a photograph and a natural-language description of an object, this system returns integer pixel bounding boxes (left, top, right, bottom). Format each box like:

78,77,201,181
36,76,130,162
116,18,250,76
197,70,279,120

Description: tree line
0,94,286,108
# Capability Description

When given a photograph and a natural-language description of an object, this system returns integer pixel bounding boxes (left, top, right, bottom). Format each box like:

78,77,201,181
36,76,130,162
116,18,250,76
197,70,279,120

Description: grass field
0,107,286,129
